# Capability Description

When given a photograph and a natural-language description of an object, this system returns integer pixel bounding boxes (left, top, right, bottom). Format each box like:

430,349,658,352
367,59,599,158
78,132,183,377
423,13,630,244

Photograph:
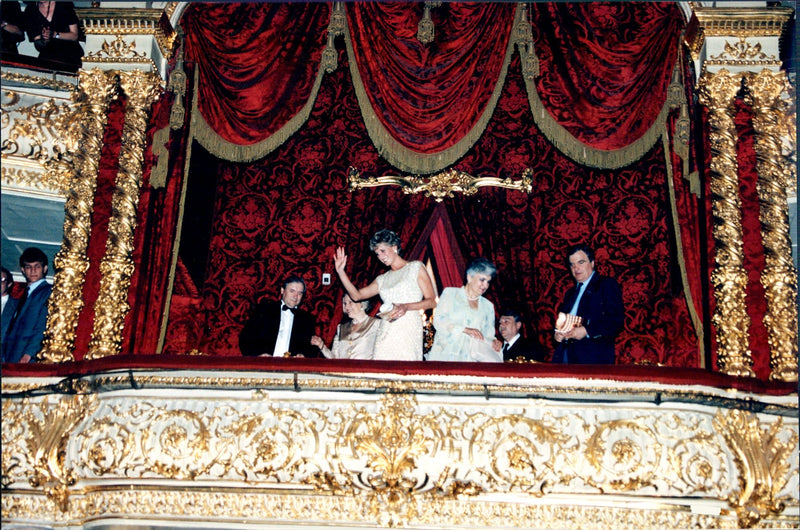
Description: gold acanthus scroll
348,166,533,202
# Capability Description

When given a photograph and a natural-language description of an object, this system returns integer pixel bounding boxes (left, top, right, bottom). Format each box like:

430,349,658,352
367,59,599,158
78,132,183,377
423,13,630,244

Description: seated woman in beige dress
311,294,379,360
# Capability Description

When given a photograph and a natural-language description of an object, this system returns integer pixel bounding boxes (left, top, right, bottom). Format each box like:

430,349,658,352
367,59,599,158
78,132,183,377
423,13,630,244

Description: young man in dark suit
552,244,624,365
1,247,53,363
498,308,544,362
239,274,319,358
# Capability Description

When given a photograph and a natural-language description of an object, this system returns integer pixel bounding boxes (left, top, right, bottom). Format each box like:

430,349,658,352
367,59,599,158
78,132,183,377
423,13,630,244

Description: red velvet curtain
182,3,330,145
122,90,190,355
530,3,682,149
163,46,699,367
346,2,514,152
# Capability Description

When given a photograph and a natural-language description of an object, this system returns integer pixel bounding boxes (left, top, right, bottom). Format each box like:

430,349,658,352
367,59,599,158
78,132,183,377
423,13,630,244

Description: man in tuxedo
239,274,319,358
552,244,624,364
498,308,544,362
2,247,53,363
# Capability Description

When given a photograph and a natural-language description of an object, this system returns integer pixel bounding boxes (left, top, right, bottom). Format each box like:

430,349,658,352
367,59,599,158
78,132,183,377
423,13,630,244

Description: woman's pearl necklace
352,315,369,325
464,287,480,302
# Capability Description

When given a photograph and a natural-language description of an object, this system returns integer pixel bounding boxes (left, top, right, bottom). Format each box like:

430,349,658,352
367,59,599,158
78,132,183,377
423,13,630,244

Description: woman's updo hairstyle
369,229,402,255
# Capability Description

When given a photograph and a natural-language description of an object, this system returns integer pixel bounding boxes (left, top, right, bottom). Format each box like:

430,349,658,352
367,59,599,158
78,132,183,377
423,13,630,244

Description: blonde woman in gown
311,294,379,360
333,229,436,361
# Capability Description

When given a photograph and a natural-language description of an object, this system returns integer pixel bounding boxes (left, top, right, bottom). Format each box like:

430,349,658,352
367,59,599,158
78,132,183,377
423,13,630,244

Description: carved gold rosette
86,71,162,359
742,70,799,383
39,70,118,364
1,374,797,529
697,70,755,378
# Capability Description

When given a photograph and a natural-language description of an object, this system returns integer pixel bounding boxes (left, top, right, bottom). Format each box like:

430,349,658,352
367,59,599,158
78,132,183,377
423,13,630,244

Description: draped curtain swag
183,2,688,173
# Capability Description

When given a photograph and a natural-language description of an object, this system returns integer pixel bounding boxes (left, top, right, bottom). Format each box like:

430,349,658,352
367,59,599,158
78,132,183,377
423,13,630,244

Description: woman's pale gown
373,260,425,361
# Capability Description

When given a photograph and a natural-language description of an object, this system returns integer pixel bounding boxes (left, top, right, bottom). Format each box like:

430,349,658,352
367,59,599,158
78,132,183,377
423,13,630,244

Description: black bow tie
282,305,296,313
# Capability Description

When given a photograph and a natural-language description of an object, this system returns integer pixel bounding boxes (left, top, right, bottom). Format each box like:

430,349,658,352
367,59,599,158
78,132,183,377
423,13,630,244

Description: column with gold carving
39,70,118,363
743,70,798,382
697,71,755,378
86,70,162,359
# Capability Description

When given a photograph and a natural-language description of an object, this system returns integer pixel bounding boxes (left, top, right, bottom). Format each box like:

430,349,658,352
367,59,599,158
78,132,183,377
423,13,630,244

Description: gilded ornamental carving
2,378,796,528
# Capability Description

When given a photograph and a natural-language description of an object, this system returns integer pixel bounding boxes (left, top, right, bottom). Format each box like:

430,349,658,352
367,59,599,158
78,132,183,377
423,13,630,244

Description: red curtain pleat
530,2,682,149
182,3,330,145
122,92,189,355
346,2,515,152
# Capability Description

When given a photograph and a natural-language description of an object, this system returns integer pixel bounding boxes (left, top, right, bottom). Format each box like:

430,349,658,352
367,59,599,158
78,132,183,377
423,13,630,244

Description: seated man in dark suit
1,247,53,363
239,274,319,358
552,243,624,364
499,308,544,362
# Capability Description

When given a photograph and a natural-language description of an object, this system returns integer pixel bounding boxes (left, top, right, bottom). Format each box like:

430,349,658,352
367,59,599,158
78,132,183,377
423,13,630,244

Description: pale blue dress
427,287,496,362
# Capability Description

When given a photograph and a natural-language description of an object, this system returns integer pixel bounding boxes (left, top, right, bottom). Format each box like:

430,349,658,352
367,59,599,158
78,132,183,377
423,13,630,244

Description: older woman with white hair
311,293,379,360
426,257,502,362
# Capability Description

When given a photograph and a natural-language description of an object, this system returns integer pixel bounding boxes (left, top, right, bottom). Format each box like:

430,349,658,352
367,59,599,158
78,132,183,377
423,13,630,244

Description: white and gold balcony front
2,362,798,530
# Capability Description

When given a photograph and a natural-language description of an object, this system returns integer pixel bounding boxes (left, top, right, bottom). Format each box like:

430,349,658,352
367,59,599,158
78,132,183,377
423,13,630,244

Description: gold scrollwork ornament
697,70,755,378
349,166,533,203
39,69,119,363
714,409,798,528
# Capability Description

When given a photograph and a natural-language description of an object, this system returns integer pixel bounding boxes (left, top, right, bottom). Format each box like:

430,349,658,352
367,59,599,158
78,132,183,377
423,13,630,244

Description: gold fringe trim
150,125,170,189
662,132,704,365
525,77,671,169
343,3,524,175
189,16,335,163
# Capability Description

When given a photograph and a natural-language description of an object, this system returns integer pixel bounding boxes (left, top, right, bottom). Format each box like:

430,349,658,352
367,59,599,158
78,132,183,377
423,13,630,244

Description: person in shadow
1,266,20,345
498,307,545,363
24,1,82,67
1,1,25,54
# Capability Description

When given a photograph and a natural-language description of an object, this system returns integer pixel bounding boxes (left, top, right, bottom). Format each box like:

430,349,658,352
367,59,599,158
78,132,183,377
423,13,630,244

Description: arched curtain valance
525,2,684,168
182,3,331,162
344,2,516,174
181,2,687,172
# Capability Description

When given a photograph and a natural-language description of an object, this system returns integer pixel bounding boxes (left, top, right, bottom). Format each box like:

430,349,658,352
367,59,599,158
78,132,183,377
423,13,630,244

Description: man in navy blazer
239,274,319,358
2,247,53,363
552,244,624,364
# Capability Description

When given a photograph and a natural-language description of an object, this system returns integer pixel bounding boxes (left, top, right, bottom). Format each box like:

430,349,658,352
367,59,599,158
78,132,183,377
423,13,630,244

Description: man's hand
562,325,588,341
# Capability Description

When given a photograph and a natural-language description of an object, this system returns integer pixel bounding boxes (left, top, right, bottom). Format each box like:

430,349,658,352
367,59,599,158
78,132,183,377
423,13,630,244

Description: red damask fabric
734,99,771,380
164,49,700,368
